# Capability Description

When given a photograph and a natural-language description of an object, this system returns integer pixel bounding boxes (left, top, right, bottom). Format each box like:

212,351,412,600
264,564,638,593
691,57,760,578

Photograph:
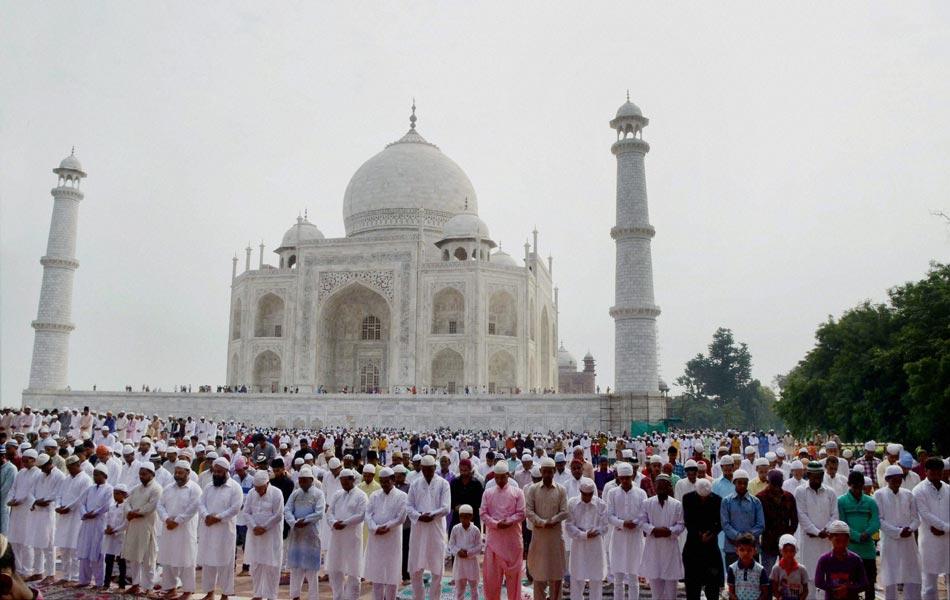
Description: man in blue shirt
720,469,765,567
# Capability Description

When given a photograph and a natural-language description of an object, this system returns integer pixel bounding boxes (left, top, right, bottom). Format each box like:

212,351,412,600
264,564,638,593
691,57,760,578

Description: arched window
288,255,297,269
454,247,468,261
442,249,450,261
361,315,381,340
360,362,380,393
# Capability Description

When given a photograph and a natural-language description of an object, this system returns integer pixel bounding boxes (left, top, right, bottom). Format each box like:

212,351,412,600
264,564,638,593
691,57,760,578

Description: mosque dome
342,123,478,237
279,217,325,249
659,378,670,392
616,99,643,119
557,343,578,370
53,150,86,176
490,247,519,267
442,213,490,240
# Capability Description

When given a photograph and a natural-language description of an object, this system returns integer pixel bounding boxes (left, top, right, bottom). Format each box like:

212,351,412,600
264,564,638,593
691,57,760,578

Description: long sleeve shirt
836,491,879,560
720,491,765,552
814,550,868,600
756,487,798,555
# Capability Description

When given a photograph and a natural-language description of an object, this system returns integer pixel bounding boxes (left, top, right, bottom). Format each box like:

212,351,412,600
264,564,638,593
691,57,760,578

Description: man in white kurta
7,450,37,576
284,467,325,600
406,455,452,600
157,461,202,597
364,467,409,600
198,458,245,599
28,453,65,583
638,474,685,600
566,477,607,600
794,462,838,600
326,469,367,600
75,465,113,588
122,463,162,595
605,462,647,600
913,457,949,600
53,455,93,583
242,470,285,600
875,465,922,600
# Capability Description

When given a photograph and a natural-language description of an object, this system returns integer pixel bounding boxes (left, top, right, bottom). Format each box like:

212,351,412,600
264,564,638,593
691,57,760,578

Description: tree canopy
674,328,781,431
778,262,950,454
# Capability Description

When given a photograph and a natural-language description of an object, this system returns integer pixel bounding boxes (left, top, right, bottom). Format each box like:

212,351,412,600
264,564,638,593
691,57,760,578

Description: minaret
609,93,660,393
28,150,87,390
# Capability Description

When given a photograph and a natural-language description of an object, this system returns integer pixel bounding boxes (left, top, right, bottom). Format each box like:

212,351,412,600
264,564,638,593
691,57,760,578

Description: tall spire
409,98,417,130
626,89,630,102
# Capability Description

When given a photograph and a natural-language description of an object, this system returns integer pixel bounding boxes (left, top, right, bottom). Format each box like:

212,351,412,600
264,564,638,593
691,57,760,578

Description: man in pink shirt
480,461,526,600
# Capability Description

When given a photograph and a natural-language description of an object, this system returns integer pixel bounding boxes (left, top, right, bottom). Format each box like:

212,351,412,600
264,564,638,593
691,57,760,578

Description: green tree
676,328,780,430
779,262,950,454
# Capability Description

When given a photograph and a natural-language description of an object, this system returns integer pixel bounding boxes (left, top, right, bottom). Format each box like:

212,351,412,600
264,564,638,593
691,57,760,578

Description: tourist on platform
480,460,526,600
875,465,922,600
364,467,408,600
326,469,366,600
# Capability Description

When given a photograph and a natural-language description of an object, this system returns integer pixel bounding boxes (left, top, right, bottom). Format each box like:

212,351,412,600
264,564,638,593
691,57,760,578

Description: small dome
659,378,670,392
442,213,491,240
584,351,594,360
280,217,325,248
557,343,577,371
53,151,86,176
491,248,518,267
616,100,643,119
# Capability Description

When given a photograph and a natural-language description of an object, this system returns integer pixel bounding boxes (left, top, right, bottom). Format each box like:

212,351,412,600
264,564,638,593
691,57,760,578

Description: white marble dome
616,100,643,119
280,217,324,248
557,343,577,370
442,213,490,240
491,248,518,267
343,128,478,236
54,152,85,176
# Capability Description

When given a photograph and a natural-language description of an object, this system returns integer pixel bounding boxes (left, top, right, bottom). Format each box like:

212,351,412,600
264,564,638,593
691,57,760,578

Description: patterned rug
396,575,534,600
32,583,139,600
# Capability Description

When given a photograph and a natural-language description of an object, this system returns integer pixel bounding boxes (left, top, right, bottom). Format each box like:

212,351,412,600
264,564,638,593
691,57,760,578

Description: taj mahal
22,95,668,431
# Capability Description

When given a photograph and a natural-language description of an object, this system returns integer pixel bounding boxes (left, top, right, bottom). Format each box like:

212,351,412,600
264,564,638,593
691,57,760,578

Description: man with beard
794,462,838,600
406,455,451,600
27,453,65,584
242,470,285,600
326,469,367,600
565,478,607,600
198,458,244,600
449,459,482,531
525,457,567,600
157,461,202,599
53,455,92,584
639,474,685,600
122,462,162,595
393,465,412,585
6,449,36,576
606,462,647,600
364,467,408,600
284,466,324,600
682,478,723,600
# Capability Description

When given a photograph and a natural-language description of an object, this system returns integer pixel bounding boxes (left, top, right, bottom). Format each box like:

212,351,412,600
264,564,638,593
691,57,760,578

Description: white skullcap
36,454,50,467
579,477,595,493
695,478,712,497
123,445,135,455
694,443,704,451
459,504,474,515
392,465,407,474
207,451,218,459
765,452,777,461
114,484,128,494
853,464,865,474
733,469,750,481
141,436,151,444
339,469,355,479
776,448,786,457
294,457,304,465
530,466,541,478
363,464,376,475
864,441,877,451
573,445,583,452
885,465,904,479
731,454,742,463
540,457,556,468
779,533,798,548
327,457,342,469
745,446,755,454
323,441,333,450
94,463,109,476
842,449,853,459
825,441,837,449
460,451,470,459
719,456,734,466
298,467,314,479
195,444,206,452
522,453,533,461
684,459,698,469
493,461,509,474
166,446,178,453
65,455,80,465
379,467,394,478
621,449,634,458
886,443,901,456
790,460,804,470
615,462,634,477
213,458,230,470
420,455,436,467
139,462,155,473
828,520,850,534
253,470,270,486
650,455,663,465
175,460,191,470
754,457,769,468
864,477,873,487
412,454,422,462
428,448,437,456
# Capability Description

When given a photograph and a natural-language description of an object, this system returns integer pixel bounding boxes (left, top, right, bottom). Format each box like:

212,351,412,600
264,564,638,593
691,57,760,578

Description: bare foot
198,593,214,600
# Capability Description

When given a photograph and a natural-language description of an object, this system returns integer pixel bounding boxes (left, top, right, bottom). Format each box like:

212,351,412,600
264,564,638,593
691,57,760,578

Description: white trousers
410,569,442,600
30,545,55,578
885,583,922,600
455,579,477,600
78,557,104,586
922,573,946,600
128,560,156,589
290,568,320,600
648,579,677,600
373,582,397,600
613,572,640,600
161,564,196,592
329,570,361,600
59,547,79,581
200,564,235,596
251,563,280,599
571,578,603,600
12,543,32,576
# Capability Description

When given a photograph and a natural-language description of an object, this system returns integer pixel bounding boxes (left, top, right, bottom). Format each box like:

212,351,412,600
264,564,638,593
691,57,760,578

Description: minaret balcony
611,138,650,155
610,225,655,240
609,305,661,319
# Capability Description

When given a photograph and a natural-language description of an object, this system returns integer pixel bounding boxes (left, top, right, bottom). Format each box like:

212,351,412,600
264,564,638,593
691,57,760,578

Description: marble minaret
609,95,660,394
28,150,86,390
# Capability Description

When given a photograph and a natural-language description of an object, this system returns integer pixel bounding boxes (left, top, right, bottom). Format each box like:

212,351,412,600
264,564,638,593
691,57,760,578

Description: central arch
318,283,390,393
431,348,464,394
252,350,281,392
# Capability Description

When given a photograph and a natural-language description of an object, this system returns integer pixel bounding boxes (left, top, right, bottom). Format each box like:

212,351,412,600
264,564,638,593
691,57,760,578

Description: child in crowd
769,534,808,600
448,504,482,600
102,484,129,590
728,533,770,600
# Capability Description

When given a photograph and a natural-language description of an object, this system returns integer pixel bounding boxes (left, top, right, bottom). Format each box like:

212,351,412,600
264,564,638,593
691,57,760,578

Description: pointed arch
228,352,240,386
318,282,390,393
432,287,465,334
231,298,242,340
252,350,281,392
488,290,517,336
488,350,516,394
431,348,464,394
255,293,285,337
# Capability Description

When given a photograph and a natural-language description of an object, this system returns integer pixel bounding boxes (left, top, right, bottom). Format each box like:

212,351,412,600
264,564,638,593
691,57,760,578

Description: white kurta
566,496,608,581
102,501,128,556
448,523,482,581
27,469,65,548
197,479,245,568
319,471,343,547
54,471,93,550
638,495,685,580
794,484,838,580
874,487,922,586
325,487,368,576
7,467,37,545
121,479,162,564
912,479,950,576
406,474,451,573
157,480,202,567
363,487,408,585
605,485,647,575
241,484,285,568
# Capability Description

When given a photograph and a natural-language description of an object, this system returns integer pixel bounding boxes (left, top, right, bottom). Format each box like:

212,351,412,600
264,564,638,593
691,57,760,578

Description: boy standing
727,533,769,600
769,534,808,600
448,504,482,600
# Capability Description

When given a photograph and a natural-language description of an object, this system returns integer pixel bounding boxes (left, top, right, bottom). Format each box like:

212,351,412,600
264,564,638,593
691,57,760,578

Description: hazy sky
2,4,948,406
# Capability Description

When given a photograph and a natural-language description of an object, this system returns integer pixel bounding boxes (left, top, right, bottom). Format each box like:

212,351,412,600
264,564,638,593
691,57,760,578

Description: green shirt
836,491,880,559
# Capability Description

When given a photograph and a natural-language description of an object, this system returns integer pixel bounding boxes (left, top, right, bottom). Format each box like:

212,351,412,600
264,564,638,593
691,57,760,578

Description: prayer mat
396,574,534,599
32,582,139,599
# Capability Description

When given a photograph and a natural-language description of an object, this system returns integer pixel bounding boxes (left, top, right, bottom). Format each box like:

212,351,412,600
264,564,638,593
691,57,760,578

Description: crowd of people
0,405,947,600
